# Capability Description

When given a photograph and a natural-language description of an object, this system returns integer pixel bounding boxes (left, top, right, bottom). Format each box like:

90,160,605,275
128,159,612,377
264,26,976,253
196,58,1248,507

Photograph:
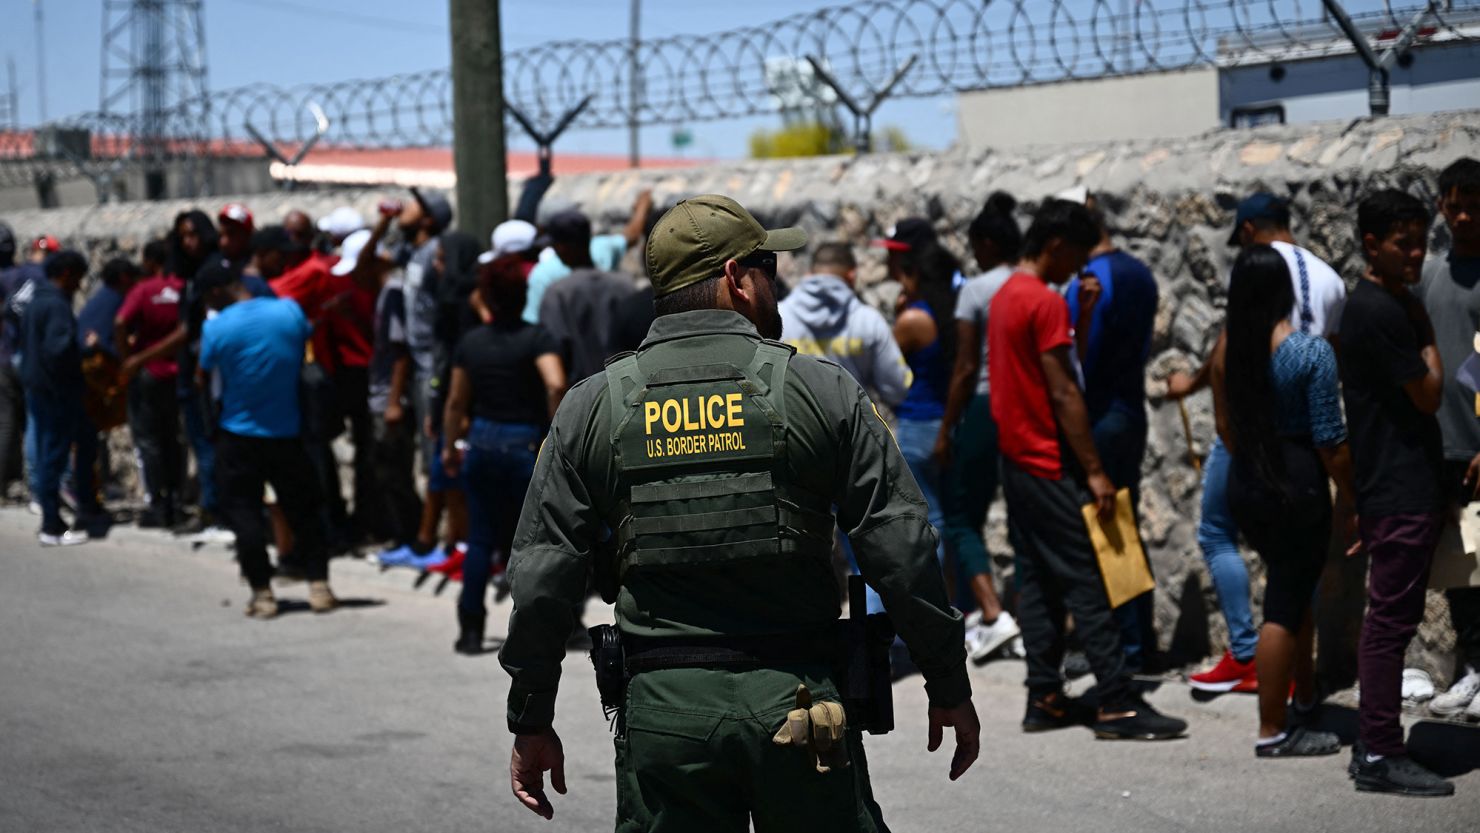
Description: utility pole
450,0,508,245
628,0,641,168
33,0,47,121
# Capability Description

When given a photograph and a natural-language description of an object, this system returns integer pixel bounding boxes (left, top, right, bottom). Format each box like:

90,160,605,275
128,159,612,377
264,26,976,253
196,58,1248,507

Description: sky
0,0,958,159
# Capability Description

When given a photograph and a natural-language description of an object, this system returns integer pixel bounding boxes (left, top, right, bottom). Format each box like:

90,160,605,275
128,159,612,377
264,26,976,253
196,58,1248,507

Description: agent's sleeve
833,379,970,709
498,403,603,734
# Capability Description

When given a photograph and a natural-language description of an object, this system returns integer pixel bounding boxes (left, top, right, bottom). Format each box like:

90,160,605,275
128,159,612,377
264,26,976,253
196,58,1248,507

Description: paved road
2,508,1477,832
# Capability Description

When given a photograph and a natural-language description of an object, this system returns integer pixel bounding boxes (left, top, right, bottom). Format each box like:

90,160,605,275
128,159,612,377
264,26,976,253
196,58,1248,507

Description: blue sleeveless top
897,300,949,421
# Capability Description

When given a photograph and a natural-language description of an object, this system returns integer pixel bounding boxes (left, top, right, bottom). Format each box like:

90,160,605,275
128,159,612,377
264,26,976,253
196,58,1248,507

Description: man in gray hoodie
780,243,911,407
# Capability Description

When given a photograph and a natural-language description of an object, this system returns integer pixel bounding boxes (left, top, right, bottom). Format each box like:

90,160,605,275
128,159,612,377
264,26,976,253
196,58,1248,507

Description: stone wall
7,109,1479,684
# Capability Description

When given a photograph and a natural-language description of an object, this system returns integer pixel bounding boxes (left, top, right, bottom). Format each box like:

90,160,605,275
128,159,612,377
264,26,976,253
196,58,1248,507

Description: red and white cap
218,203,254,229
33,235,60,253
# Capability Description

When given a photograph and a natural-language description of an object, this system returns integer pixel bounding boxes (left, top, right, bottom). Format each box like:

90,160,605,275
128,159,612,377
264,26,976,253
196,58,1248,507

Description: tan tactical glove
771,684,850,773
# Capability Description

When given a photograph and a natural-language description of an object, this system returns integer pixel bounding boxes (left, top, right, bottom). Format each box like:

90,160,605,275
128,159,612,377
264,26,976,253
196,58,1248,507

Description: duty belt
622,629,838,675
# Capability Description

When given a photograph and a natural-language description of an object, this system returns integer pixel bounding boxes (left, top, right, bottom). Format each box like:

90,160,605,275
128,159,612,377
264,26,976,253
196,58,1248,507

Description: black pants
369,414,422,545
127,369,183,506
334,366,375,536
1001,458,1131,706
215,430,327,589
0,363,24,489
1227,438,1332,633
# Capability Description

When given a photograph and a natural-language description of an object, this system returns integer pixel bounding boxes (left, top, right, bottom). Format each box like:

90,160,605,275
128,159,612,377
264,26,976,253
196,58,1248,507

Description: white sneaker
966,611,1021,665
1402,668,1436,705
1005,636,1026,658
1430,666,1480,717
38,530,90,547
194,525,236,545
27,500,40,516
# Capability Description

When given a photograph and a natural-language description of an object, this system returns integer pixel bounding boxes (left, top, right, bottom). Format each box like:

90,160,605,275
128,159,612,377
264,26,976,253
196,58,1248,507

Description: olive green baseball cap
646,194,807,297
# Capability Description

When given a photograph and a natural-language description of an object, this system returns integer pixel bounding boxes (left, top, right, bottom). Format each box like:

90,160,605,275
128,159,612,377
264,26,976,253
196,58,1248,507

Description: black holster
588,624,627,720
840,575,895,735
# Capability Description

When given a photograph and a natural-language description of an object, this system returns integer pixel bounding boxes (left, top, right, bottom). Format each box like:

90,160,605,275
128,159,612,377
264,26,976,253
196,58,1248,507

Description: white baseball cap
1054,185,1090,204
317,206,366,240
478,219,538,265
332,229,392,277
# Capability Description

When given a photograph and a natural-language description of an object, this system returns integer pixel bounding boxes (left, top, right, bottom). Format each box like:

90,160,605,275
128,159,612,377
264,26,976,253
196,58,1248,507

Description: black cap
542,210,592,246
873,217,936,253
252,225,294,254
1228,193,1291,246
194,261,238,291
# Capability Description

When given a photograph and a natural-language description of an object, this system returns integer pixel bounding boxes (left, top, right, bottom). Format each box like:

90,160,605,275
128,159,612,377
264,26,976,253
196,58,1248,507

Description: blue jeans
1198,438,1259,661
864,416,946,615
1092,407,1155,671
941,394,999,609
459,419,542,618
27,391,91,534
181,391,218,514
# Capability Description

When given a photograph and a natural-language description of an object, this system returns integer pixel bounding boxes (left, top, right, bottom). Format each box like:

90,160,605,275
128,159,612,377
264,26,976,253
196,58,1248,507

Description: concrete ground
1,507,1477,833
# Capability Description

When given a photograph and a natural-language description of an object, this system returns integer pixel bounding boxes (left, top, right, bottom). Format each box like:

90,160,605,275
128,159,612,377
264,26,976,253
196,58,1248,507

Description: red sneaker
1229,666,1261,693
1189,650,1257,692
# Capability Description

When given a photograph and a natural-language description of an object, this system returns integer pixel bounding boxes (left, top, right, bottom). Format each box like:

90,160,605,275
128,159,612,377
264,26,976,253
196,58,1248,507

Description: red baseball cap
218,203,254,229
871,217,935,253
33,235,60,253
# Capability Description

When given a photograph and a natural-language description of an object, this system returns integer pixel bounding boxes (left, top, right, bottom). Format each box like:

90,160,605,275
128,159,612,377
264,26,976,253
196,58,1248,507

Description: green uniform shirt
500,309,969,731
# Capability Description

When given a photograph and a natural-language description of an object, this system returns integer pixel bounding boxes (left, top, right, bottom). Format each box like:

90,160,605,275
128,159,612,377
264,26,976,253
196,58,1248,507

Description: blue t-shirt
896,300,949,422
522,234,627,324
1066,250,1159,423
1271,331,1346,447
199,297,310,439
77,285,126,358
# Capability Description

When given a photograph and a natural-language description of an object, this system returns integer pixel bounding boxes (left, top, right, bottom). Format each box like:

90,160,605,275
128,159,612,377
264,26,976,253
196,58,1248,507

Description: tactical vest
604,335,836,581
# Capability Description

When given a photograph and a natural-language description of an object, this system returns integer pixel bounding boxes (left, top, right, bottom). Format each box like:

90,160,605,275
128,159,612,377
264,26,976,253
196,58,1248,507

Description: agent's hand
511,728,566,820
384,400,404,426
1087,471,1117,521
927,699,980,781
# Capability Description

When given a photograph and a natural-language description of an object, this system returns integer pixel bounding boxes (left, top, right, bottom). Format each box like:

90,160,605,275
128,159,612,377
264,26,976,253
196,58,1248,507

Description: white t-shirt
1271,240,1346,338
953,264,1014,395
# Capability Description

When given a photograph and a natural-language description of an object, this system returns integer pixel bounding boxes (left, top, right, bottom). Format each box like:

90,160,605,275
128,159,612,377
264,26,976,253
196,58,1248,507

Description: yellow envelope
1081,489,1155,608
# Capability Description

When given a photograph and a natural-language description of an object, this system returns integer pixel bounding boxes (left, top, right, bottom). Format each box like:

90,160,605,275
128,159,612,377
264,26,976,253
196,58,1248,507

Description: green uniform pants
614,665,890,833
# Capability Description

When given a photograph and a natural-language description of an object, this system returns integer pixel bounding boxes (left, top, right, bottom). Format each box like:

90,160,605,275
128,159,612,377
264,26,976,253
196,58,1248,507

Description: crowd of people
1,157,1477,798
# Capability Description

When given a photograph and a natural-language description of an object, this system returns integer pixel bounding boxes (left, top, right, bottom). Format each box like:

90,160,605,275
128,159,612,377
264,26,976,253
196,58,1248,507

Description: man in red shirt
261,225,376,548
988,198,1187,741
117,239,186,528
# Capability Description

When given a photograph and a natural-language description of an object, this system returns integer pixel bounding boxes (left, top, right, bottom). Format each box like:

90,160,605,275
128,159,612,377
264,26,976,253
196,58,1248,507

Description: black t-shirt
609,285,655,355
453,321,559,425
1338,279,1444,516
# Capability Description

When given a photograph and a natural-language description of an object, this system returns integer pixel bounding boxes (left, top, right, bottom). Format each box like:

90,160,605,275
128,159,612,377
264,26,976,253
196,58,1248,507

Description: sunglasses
738,252,778,281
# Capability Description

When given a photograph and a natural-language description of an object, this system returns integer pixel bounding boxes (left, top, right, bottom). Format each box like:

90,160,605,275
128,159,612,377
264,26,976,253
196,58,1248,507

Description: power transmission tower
99,0,209,199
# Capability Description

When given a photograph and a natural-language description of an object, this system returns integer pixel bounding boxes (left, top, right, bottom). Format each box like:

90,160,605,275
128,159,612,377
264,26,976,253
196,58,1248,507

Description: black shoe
1022,692,1090,732
455,612,485,656
173,512,212,536
1353,754,1455,797
138,506,169,529
1093,697,1188,740
1256,726,1341,758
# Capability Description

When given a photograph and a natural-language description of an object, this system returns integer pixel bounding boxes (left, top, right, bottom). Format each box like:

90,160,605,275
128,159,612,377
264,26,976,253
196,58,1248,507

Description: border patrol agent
499,194,980,831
